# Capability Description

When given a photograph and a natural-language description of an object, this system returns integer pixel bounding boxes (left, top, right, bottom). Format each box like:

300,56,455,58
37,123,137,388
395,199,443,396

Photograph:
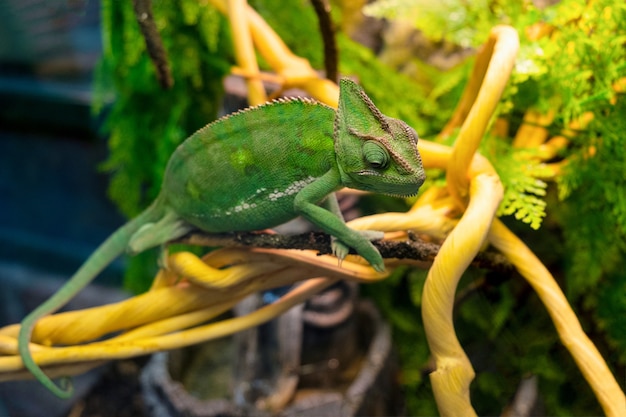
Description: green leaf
478,136,550,230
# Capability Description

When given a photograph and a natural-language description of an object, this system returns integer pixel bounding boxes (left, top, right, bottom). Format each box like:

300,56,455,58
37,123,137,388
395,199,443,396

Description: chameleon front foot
331,230,386,272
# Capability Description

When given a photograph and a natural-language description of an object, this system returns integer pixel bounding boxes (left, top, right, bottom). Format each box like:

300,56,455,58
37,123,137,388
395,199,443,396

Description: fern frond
479,136,550,230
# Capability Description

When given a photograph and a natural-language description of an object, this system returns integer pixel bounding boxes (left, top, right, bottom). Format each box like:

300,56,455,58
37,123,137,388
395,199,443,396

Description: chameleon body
18,78,425,397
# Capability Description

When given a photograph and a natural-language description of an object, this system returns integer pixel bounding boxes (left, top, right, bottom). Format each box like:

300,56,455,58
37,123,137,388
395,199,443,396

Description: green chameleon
19,78,425,398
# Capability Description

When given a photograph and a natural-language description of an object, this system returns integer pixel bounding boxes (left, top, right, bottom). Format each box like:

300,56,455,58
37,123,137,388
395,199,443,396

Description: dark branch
174,231,514,274
310,0,338,82
132,0,174,89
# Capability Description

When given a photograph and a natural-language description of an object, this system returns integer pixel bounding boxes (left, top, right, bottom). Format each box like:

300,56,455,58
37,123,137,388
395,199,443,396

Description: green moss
95,0,231,290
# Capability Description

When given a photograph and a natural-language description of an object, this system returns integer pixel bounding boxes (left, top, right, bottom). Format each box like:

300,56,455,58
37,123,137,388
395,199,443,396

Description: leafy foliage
356,0,626,414
532,1,626,362
364,0,536,48
556,100,626,297
595,268,626,364
532,2,626,124
480,136,550,230
95,0,231,291
431,131,551,230
97,0,231,217
547,2,626,298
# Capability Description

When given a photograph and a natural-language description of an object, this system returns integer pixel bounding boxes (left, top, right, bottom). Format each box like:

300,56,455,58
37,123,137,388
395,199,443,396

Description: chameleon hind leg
127,210,193,254
17,203,172,398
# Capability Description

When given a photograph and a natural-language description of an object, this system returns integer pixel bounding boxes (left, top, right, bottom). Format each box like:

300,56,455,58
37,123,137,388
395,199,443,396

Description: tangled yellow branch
0,249,385,381
212,0,339,106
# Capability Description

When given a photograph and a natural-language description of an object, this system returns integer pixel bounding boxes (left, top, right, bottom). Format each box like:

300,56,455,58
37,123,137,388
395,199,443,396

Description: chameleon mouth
381,189,421,198
348,170,425,198
359,178,423,198
386,191,418,198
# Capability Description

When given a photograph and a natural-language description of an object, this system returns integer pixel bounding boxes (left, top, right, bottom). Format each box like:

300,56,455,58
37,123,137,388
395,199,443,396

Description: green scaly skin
18,78,426,397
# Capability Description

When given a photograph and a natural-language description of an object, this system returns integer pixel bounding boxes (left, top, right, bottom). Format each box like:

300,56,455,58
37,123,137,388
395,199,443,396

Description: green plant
362,0,626,414
95,0,231,291
90,0,625,413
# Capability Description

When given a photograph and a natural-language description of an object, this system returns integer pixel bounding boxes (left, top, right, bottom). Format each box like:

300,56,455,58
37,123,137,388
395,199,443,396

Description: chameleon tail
18,200,169,398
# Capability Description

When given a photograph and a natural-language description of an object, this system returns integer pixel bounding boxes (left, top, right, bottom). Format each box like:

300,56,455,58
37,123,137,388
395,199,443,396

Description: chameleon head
334,78,426,197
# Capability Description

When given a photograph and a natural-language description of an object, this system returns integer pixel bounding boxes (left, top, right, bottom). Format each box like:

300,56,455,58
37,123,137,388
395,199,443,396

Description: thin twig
132,0,174,89
174,231,514,273
310,0,338,82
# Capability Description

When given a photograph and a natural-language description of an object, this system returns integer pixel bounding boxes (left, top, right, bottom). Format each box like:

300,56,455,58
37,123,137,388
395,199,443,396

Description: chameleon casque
19,78,426,397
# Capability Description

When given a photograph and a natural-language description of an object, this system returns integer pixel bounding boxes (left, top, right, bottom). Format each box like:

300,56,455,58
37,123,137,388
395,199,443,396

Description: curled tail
17,200,184,398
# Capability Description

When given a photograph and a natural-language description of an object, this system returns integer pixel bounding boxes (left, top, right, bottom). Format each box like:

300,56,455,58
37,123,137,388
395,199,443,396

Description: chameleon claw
157,244,170,270
359,230,385,241
331,236,350,262
372,262,386,273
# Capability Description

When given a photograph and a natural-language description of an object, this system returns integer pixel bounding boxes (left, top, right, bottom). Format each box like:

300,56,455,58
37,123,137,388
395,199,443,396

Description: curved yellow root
227,0,266,105
422,173,503,417
488,220,626,417
0,250,383,380
167,251,282,289
0,278,336,381
446,25,519,208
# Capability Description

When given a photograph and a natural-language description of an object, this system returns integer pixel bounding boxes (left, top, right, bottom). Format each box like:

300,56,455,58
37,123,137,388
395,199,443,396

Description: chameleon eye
363,140,389,170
